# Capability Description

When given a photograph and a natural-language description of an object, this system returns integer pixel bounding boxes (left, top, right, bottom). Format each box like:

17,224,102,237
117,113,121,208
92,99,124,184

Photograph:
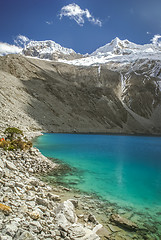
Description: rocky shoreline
0,147,103,240
0,136,159,240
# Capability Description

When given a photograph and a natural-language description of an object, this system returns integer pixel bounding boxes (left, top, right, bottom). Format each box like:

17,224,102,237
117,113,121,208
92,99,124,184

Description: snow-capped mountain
57,37,161,80
22,40,82,60
58,37,161,66
91,37,158,56
19,37,161,86
1,37,161,64
1,37,161,85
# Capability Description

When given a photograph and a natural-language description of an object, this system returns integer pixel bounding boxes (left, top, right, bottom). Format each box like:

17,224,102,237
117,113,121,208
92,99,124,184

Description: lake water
34,133,161,233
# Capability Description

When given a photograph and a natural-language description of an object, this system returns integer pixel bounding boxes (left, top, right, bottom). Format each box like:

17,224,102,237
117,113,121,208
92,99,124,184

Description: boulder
1,236,12,240
29,178,39,187
29,210,40,220
68,199,79,208
15,182,25,188
18,231,38,240
5,222,18,237
82,228,100,240
3,168,10,177
47,193,61,201
88,214,99,224
55,200,78,230
5,161,16,171
61,200,77,224
110,214,138,231
36,197,48,207
68,223,86,238
55,212,70,230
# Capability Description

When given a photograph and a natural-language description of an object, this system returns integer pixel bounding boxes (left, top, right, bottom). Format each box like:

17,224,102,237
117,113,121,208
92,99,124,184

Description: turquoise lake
34,133,161,222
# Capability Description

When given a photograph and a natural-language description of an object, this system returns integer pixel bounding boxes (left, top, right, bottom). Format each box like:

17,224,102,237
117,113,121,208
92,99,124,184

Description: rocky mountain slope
0,38,161,135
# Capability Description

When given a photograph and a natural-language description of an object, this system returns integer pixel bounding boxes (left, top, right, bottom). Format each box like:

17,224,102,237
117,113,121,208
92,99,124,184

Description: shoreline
0,145,104,240
0,130,160,239
40,131,161,137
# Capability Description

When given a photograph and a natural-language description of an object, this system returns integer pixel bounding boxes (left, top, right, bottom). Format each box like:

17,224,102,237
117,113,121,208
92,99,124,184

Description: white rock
93,224,103,233
12,217,22,223
48,193,60,201
1,236,12,240
18,231,38,240
5,222,18,237
56,212,70,230
5,160,16,171
0,166,4,177
3,168,10,177
15,182,24,188
26,200,35,208
55,200,78,231
82,228,100,240
29,210,40,220
68,223,86,238
63,200,77,223
0,159,5,168
31,221,42,230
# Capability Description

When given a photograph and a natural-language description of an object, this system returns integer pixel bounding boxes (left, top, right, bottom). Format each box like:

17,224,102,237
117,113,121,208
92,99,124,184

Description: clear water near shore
34,133,161,234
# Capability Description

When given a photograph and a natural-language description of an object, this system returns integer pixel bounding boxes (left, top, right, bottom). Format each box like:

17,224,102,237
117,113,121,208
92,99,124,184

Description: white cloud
14,34,30,47
0,42,22,56
59,3,102,27
0,34,31,56
151,34,161,46
46,21,53,25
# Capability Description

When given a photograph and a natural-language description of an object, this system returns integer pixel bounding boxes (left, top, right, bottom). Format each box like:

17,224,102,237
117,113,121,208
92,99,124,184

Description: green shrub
0,127,32,151
7,145,15,151
4,127,23,141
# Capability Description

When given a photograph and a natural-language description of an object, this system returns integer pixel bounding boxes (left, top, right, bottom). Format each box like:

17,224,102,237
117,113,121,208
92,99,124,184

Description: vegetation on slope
0,127,32,151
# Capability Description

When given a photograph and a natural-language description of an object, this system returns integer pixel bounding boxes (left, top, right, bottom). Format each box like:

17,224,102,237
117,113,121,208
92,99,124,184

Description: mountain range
0,38,161,135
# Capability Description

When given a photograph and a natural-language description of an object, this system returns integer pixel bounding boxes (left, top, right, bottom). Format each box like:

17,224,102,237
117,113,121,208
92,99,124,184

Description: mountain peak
22,40,82,60
110,37,121,44
90,37,155,57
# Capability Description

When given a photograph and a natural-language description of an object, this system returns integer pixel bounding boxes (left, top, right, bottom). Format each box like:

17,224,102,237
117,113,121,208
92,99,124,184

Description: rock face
0,53,161,135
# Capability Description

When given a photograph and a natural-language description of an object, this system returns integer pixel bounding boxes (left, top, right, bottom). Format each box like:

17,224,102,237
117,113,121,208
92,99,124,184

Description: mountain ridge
0,37,161,135
22,37,161,62
1,37,161,62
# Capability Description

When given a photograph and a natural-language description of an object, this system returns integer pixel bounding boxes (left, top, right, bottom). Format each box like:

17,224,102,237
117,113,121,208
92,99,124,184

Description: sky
0,0,161,54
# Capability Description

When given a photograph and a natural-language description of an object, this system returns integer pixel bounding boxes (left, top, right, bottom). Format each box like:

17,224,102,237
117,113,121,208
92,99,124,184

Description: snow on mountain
91,37,157,56
1,37,161,80
57,37,161,81
22,40,82,60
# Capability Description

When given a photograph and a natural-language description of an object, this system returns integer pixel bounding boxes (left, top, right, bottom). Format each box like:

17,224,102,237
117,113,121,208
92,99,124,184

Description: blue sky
1,0,161,54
